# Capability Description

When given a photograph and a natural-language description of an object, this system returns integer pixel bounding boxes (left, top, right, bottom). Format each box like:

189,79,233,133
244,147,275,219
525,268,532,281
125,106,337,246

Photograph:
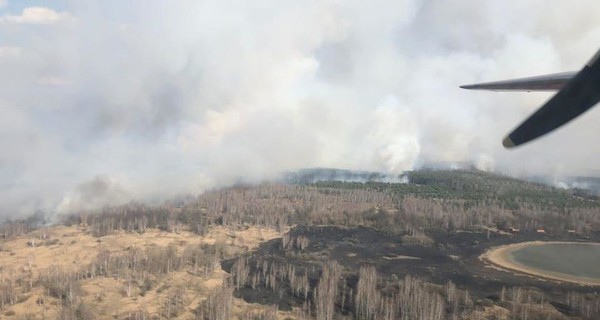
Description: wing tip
502,136,516,149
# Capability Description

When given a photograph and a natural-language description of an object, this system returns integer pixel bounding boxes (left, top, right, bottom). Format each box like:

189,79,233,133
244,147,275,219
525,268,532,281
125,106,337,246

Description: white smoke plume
1,0,600,218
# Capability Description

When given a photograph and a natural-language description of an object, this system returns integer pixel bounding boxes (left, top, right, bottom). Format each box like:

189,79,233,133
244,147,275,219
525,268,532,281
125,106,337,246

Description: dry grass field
0,224,296,319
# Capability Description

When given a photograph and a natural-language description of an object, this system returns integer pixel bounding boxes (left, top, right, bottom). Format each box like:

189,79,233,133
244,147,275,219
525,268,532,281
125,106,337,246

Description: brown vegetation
0,224,284,319
0,170,598,319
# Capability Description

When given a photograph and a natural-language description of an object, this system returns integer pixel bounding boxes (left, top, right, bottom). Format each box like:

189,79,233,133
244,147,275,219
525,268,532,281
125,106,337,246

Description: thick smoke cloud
1,0,599,218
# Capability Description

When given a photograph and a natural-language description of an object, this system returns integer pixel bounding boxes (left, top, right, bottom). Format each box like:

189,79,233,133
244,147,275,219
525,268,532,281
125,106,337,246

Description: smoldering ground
1,0,600,218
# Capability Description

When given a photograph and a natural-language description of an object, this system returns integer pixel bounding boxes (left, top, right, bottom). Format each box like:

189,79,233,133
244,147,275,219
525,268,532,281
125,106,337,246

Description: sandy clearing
480,241,600,286
0,225,280,278
0,224,287,319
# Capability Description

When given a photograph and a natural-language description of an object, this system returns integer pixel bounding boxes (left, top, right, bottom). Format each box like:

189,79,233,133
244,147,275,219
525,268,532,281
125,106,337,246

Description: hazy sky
1,0,600,217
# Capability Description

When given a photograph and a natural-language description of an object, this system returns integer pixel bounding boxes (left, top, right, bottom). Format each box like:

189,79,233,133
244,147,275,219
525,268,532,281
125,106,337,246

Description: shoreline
480,241,600,286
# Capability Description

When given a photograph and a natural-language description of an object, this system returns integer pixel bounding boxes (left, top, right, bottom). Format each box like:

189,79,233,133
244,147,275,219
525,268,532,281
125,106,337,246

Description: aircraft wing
461,48,600,148
460,71,576,91
501,52,600,148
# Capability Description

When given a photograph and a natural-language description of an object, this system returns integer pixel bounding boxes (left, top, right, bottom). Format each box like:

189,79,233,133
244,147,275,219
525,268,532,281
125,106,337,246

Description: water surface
509,243,600,280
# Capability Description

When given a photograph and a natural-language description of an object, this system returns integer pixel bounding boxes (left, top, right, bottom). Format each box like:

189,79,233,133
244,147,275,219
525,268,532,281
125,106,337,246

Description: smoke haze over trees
1,1,600,218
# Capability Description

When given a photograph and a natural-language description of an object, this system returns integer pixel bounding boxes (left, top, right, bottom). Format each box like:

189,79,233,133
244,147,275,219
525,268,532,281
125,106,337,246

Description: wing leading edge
461,48,600,148
460,71,575,92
